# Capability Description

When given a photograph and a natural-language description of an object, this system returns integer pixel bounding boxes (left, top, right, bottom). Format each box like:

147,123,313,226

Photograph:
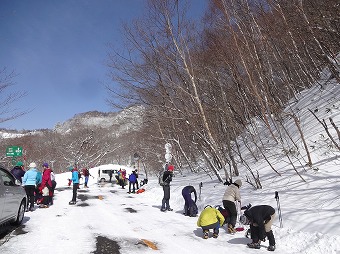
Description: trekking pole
275,191,283,228
199,182,203,201
236,201,244,231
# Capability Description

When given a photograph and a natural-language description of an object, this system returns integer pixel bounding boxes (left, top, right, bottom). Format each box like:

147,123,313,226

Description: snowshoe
268,245,275,251
247,242,261,249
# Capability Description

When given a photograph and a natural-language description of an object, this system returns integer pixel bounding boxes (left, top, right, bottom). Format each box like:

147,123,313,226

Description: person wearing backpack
82,168,91,188
160,164,174,212
197,205,225,239
222,179,242,234
182,185,198,217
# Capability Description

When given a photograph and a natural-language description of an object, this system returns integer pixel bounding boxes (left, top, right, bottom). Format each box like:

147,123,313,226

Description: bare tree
0,68,27,124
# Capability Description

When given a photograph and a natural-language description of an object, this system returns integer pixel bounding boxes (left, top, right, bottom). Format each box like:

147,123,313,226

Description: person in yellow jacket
197,205,225,239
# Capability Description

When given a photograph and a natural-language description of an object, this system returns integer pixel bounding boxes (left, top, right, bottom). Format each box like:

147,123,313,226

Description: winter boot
160,207,166,212
69,200,76,205
203,230,209,239
212,233,219,238
266,230,276,247
268,245,276,251
228,224,237,234
167,207,173,211
247,242,261,249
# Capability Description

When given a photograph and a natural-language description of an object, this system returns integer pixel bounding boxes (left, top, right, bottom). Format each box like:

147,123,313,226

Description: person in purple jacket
182,185,198,217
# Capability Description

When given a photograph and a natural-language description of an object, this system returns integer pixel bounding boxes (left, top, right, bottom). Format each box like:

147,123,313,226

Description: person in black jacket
11,161,25,183
182,185,198,217
242,205,276,251
160,164,174,212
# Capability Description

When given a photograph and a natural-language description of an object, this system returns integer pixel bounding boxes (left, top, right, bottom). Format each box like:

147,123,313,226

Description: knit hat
168,165,174,171
42,162,49,168
234,179,242,187
68,166,74,171
16,161,24,167
29,162,37,168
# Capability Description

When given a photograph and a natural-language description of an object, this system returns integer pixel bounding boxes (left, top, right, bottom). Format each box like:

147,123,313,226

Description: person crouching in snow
241,205,276,251
182,185,198,217
197,205,225,239
68,166,79,205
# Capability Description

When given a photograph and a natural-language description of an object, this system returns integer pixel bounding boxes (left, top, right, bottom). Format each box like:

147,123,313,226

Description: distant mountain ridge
0,105,145,138
55,105,145,134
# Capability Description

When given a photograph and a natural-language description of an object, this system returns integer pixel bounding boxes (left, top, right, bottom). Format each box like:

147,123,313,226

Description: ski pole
199,182,203,201
275,191,283,228
236,201,244,231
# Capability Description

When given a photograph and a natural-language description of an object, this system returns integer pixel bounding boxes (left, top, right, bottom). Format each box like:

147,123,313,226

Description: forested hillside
0,0,339,184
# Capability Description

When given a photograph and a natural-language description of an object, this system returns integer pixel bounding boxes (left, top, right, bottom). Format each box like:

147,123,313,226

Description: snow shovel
235,201,244,231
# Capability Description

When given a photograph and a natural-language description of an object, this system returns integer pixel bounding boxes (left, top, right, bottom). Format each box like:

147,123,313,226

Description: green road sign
6,146,23,157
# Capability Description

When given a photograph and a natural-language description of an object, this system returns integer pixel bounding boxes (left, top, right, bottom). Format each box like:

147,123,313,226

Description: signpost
6,146,23,166
6,146,23,157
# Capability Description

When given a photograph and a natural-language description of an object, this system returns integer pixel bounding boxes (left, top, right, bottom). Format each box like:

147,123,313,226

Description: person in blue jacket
22,162,38,211
69,166,79,205
128,170,137,193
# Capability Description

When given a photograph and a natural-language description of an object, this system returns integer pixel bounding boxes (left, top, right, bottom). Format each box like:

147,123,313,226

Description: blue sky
0,0,207,130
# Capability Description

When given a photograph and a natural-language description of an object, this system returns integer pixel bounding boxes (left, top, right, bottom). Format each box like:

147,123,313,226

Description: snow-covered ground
0,164,340,254
1,62,339,253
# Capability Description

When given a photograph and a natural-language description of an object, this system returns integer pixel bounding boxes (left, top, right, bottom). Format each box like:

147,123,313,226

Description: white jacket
222,184,241,202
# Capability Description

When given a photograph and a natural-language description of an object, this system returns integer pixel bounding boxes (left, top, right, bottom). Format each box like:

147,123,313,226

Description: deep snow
0,164,340,254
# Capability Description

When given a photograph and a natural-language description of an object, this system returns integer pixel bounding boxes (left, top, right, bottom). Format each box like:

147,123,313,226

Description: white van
94,164,134,183
97,168,118,182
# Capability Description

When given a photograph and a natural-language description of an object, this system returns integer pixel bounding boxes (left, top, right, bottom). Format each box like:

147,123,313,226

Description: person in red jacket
82,168,91,188
39,163,53,208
